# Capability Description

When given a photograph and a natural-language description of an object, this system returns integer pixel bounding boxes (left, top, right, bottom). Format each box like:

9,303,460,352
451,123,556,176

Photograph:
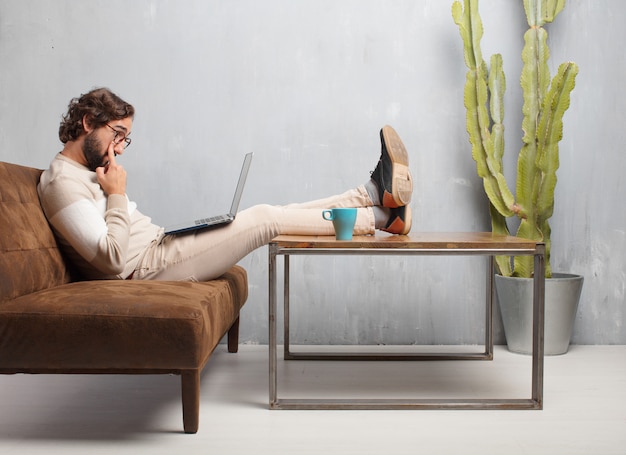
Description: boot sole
383,205,412,235
381,125,412,207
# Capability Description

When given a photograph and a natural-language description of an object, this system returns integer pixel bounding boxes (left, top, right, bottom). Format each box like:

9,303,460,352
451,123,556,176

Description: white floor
0,345,624,455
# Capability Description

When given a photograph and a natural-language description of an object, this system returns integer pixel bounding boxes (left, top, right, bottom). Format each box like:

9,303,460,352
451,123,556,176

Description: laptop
164,152,253,235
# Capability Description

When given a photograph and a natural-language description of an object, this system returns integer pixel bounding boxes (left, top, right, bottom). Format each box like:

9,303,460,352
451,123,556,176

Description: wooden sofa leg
228,316,240,353
181,370,200,434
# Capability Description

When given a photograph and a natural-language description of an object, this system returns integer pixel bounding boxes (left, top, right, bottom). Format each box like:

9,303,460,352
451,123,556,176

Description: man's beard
82,132,106,172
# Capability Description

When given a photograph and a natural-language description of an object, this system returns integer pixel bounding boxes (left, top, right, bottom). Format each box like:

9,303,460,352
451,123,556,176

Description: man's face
81,117,133,171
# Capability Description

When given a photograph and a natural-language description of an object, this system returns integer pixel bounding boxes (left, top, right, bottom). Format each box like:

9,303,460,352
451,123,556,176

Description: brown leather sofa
0,161,248,434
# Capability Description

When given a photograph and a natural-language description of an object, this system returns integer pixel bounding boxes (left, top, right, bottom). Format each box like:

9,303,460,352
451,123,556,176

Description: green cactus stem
452,0,578,278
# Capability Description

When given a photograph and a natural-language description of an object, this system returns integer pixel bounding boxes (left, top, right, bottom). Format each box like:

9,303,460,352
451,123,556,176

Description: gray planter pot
495,273,584,355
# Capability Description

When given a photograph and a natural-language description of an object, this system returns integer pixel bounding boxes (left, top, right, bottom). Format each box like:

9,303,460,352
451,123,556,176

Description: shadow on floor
0,350,229,440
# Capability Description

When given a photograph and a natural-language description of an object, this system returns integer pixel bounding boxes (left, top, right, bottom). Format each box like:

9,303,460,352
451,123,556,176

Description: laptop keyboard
195,215,229,225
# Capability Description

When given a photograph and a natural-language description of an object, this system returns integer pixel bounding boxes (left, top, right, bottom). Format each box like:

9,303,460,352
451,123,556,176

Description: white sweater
38,153,162,279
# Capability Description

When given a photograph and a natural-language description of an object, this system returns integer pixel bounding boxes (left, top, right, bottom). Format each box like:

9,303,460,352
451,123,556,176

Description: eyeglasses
105,124,132,149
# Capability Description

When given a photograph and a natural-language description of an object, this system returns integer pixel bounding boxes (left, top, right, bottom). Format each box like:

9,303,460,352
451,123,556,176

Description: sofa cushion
0,162,74,302
0,266,248,371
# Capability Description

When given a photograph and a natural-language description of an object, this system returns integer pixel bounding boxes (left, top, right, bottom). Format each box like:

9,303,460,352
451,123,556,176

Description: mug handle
322,210,334,221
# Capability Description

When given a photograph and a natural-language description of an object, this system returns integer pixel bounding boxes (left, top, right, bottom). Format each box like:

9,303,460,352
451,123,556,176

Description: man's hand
96,142,127,195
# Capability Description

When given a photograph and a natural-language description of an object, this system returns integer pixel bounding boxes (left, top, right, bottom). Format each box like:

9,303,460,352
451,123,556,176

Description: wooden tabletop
270,232,540,251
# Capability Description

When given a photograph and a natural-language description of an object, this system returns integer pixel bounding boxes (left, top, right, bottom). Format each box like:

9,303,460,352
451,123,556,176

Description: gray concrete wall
1,0,623,345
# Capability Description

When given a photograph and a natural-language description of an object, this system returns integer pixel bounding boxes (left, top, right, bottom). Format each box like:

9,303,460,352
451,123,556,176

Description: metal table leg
268,243,278,408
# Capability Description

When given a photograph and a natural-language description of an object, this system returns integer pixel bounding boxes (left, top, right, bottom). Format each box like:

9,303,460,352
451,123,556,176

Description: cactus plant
452,0,578,278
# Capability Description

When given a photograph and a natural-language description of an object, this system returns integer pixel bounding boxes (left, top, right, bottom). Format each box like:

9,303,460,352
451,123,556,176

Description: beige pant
134,185,375,281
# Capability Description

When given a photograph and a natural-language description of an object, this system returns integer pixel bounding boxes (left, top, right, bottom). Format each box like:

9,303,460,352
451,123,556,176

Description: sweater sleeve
39,171,132,276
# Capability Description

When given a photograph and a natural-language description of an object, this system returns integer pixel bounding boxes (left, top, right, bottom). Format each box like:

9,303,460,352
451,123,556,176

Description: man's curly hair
59,88,135,143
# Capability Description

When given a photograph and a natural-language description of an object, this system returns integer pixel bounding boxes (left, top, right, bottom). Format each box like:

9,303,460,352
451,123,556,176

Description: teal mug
322,208,357,240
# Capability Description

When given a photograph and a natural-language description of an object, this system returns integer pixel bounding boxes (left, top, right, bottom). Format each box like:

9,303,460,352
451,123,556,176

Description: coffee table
268,233,545,410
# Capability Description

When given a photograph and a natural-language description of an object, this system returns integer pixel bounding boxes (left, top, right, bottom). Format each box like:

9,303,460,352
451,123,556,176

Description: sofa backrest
0,161,74,303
